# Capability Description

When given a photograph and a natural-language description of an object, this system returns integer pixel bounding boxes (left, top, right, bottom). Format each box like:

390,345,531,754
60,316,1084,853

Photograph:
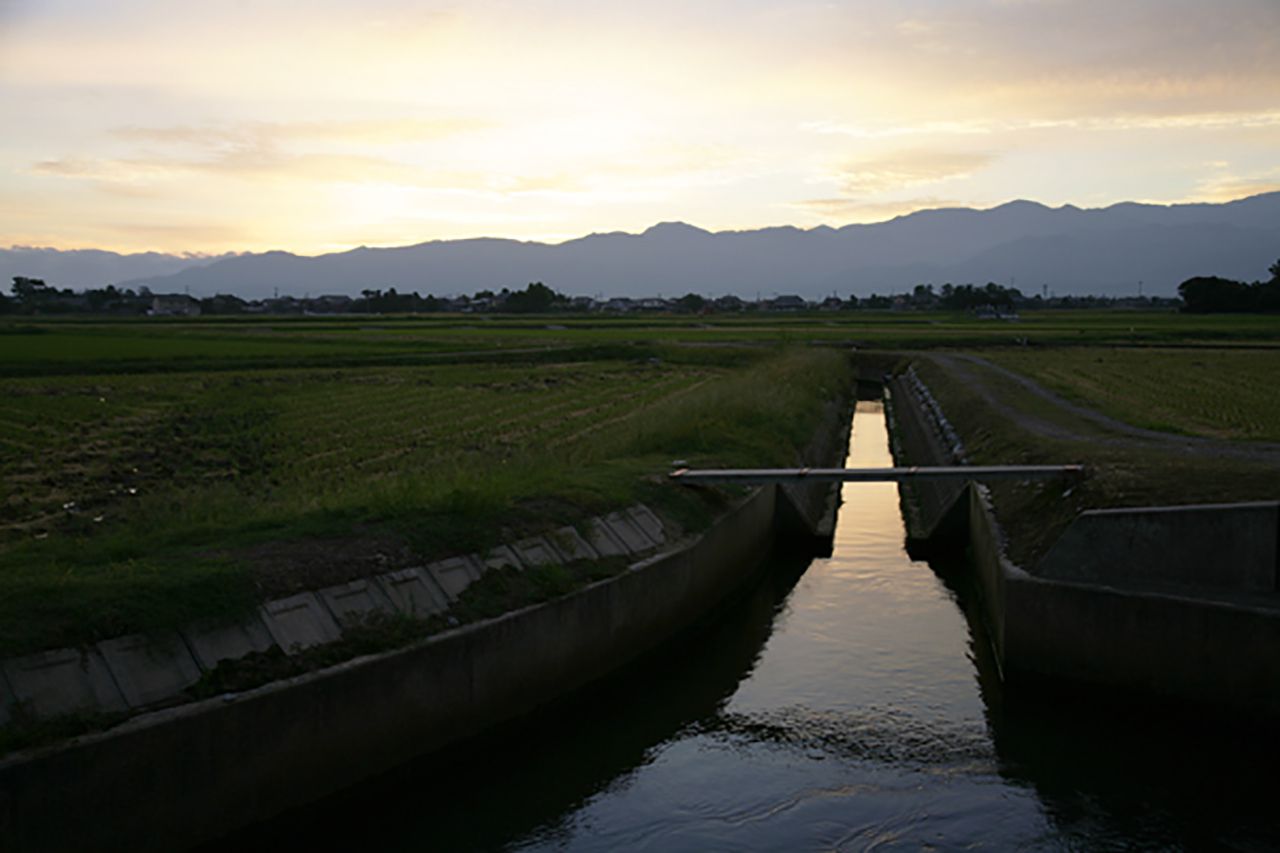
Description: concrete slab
512,536,565,568
2,647,127,718
1038,500,1280,593
259,592,342,654
375,568,450,617
603,511,658,555
318,579,397,629
182,615,277,672
98,633,202,709
625,504,667,545
426,555,484,601
547,526,599,563
481,545,524,573
585,517,629,558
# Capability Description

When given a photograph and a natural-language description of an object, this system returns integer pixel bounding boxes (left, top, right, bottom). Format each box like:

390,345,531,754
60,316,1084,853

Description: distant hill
0,247,234,293
8,193,1280,299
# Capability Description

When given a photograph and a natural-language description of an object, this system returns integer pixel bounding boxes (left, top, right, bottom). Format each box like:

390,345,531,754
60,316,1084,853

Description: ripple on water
702,704,997,772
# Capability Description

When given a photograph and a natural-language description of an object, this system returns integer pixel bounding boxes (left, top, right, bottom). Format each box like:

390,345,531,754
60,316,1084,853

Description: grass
0,342,852,656
5,309,1280,377
4,308,1278,655
910,354,1280,569
983,347,1280,442
0,553,639,755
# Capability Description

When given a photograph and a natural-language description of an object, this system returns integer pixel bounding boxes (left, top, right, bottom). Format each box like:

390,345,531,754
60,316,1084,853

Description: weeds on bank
912,357,1280,569
0,347,853,656
182,556,633,703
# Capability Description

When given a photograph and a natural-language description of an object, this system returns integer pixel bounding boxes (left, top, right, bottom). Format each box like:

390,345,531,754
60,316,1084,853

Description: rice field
0,340,850,655
4,309,1280,378
3,309,1277,655
985,347,1280,441
0,361,716,542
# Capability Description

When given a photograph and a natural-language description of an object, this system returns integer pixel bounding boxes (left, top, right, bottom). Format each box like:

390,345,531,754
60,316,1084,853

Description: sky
2,0,1279,255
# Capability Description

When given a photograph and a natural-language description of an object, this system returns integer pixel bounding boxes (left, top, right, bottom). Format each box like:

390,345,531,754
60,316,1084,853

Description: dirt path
924,352,1280,466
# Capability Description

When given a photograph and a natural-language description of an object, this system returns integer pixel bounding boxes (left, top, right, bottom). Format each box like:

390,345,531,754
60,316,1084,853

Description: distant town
3,276,1185,317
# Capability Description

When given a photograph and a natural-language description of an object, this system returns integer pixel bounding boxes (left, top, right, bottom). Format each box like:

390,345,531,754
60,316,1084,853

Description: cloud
28,117,490,191
834,150,995,195
795,149,995,222
793,196,963,221
775,0,1280,124
1192,170,1280,203
5,0,1280,254
30,157,176,192
803,110,1280,140
881,0,1280,86
30,158,107,178
31,151,424,186
96,221,252,244
113,117,489,147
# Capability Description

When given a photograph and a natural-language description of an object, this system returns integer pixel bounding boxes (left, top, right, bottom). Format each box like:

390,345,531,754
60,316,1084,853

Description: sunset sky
3,0,1279,255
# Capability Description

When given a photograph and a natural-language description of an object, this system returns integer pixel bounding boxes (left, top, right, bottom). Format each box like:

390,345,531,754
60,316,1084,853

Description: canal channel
222,400,1280,850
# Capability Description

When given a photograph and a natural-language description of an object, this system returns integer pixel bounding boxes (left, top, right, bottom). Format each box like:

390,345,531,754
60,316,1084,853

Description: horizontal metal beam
668,465,1083,484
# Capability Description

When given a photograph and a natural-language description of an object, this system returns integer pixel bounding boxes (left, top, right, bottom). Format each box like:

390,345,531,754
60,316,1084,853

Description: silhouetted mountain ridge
0,246,239,293
6,193,1278,299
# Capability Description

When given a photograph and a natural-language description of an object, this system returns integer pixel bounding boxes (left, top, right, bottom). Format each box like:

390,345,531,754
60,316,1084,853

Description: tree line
0,278,569,316
1178,260,1280,313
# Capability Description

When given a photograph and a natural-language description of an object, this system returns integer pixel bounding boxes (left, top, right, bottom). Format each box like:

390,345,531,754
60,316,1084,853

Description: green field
0,334,850,656
4,309,1280,377
912,346,1280,568
2,308,1277,657
984,347,1280,442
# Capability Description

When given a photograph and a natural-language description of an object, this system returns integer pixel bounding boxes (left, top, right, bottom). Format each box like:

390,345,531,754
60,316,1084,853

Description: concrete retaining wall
963,484,1023,668
0,487,782,852
887,366,1280,714
0,386,855,852
884,371,968,543
1037,502,1279,593
777,397,853,541
0,507,678,729
1002,573,1280,711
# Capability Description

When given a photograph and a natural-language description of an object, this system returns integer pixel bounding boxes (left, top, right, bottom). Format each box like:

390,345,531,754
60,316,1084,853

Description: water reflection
213,400,1280,851
206,547,813,852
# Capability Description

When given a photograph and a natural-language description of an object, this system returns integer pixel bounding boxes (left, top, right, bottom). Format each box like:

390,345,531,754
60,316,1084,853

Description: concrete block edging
0,504,673,729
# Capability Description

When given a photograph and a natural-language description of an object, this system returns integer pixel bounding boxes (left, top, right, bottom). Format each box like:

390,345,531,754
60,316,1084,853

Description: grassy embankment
0,332,852,657
912,346,1280,567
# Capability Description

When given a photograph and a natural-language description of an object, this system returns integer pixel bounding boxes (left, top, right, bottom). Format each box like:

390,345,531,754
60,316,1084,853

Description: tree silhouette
504,281,561,313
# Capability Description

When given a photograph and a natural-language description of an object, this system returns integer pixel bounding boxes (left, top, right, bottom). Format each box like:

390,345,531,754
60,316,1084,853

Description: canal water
229,401,1280,851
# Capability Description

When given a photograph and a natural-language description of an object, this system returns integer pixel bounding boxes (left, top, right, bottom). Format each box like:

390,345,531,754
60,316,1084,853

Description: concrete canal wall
883,367,969,544
886,368,1280,713
0,399,851,853
1036,501,1278,594
0,506,675,730
778,397,853,541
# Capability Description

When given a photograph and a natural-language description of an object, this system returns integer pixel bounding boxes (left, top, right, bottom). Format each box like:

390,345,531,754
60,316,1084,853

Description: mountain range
5,193,1279,300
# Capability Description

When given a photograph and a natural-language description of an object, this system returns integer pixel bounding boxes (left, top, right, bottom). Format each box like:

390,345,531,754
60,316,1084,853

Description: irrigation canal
218,401,1280,850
